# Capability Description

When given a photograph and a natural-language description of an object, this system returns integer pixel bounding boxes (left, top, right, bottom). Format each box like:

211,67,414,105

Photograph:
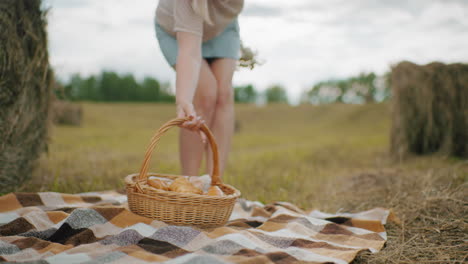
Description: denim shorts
155,18,241,67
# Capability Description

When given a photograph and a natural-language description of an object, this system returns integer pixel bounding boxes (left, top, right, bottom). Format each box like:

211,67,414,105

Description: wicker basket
125,118,241,227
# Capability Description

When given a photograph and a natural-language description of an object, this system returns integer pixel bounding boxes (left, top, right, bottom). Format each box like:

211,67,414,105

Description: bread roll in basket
125,118,241,227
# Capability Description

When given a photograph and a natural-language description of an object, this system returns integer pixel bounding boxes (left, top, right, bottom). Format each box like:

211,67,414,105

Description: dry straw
125,118,241,227
52,99,83,126
0,0,53,193
390,61,468,159
328,167,468,263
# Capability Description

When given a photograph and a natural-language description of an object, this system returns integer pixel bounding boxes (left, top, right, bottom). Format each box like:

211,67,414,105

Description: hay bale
52,100,83,126
0,0,53,192
390,61,468,159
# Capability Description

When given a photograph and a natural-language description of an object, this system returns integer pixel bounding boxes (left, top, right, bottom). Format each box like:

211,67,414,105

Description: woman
155,0,244,177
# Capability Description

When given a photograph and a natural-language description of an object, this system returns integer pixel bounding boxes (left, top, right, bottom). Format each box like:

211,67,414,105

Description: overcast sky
43,0,468,101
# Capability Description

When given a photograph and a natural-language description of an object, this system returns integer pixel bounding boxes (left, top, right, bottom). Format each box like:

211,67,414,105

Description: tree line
301,72,391,104
57,71,175,102
233,72,391,104
58,71,391,104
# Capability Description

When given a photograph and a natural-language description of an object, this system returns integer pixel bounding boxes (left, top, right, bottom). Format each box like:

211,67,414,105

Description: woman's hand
176,101,207,143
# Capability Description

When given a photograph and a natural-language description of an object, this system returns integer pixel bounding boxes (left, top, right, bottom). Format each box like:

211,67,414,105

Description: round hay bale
52,100,83,126
0,0,53,192
390,61,468,159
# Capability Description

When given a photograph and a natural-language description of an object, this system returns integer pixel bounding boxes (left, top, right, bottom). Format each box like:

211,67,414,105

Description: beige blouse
156,0,244,42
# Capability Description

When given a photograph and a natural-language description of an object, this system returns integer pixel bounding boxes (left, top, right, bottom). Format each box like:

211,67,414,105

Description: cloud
44,0,468,102
45,0,92,9
45,0,174,83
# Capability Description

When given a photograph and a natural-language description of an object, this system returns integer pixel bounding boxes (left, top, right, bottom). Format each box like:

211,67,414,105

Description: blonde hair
191,0,213,25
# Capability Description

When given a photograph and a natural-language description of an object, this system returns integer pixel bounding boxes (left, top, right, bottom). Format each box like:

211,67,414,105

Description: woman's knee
216,82,234,108
209,59,236,108
194,85,217,116
198,92,217,112
193,61,218,116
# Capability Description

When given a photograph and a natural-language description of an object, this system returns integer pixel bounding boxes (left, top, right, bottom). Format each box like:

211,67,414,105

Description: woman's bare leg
179,60,218,176
205,58,237,176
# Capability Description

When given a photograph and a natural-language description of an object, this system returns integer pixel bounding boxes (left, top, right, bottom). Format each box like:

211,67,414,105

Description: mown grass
24,102,466,263
27,103,391,205
26,103,462,206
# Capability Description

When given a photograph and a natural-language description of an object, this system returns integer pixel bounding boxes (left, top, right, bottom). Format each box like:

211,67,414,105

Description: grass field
25,102,466,263
28,102,393,206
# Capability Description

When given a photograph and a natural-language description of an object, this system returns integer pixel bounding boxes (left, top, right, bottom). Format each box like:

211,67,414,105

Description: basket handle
135,117,221,192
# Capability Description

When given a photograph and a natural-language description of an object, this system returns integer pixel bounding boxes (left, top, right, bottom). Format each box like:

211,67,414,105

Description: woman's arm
174,31,205,135
175,31,201,116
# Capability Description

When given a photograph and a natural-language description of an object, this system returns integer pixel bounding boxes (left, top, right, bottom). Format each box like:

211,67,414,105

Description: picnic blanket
0,191,393,264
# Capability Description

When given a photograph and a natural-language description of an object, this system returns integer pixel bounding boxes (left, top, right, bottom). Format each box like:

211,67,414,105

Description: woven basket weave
125,118,241,227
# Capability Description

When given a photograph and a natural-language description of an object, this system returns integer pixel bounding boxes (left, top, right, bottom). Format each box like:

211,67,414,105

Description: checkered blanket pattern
0,191,391,263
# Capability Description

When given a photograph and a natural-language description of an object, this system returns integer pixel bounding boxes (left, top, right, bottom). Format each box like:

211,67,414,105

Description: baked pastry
206,185,225,196
147,178,170,191
169,177,203,194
